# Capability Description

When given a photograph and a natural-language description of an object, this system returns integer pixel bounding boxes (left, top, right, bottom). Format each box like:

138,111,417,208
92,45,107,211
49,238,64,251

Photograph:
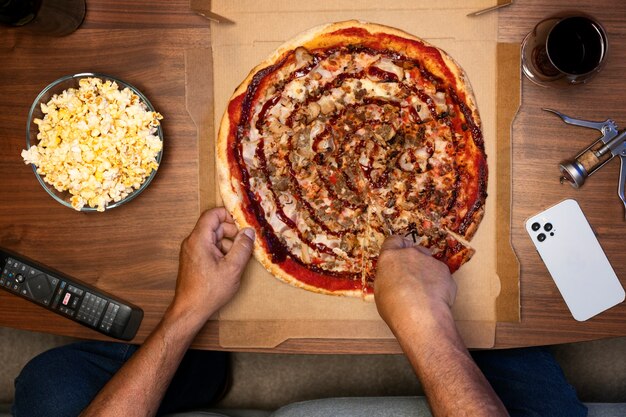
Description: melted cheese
240,45,479,278
284,78,307,102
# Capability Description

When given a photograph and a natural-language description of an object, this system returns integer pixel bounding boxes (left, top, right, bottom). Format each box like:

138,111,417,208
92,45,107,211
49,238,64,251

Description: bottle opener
544,108,626,217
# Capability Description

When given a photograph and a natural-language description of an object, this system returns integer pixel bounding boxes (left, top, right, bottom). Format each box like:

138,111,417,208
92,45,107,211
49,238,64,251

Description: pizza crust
217,20,486,298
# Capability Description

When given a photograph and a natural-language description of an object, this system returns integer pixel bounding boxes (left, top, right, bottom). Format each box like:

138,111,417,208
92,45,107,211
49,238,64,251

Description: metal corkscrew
544,108,626,218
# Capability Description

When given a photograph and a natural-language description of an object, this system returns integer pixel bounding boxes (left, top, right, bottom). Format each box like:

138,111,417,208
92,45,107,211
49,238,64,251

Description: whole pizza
217,20,487,298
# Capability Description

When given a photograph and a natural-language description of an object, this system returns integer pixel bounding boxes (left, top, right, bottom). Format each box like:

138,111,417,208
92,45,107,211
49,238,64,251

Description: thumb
380,235,414,252
224,227,255,271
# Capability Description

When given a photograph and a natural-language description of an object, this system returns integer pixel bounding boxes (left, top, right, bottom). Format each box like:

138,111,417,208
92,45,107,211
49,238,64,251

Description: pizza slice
361,203,474,297
403,218,475,273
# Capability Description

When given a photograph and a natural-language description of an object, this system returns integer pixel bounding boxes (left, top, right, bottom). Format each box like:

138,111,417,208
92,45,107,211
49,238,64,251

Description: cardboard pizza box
186,0,520,349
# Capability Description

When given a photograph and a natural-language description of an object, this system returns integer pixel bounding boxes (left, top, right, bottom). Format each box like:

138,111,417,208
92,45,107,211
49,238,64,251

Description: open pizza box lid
187,0,520,349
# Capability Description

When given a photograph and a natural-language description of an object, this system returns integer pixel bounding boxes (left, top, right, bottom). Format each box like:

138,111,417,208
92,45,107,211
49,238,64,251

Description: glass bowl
25,73,164,212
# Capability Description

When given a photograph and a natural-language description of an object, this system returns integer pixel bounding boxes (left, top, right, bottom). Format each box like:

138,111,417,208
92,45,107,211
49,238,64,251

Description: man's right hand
374,236,509,417
171,207,255,325
374,235,457,332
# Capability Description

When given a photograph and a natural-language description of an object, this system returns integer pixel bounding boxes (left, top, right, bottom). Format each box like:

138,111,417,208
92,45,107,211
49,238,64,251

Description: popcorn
22,77,163,212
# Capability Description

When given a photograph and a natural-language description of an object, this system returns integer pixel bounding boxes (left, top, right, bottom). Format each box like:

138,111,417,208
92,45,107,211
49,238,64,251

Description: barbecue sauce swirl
228,35,486,287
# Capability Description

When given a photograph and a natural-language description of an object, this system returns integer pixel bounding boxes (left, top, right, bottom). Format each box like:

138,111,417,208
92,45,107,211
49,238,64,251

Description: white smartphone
525,199,625,321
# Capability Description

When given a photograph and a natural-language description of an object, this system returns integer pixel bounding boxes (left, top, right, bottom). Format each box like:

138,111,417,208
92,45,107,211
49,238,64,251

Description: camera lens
544,223,553,232
531,222,541,231
537,233,546,242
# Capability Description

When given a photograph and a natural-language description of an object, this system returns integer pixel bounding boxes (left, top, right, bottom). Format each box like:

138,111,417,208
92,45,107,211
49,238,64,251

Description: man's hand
374,235,509,417
171,207,255,324
375,235,456,332
81,207,255,417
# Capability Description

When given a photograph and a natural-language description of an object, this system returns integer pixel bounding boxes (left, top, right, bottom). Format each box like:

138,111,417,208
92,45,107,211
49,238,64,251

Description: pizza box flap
188,0,520,350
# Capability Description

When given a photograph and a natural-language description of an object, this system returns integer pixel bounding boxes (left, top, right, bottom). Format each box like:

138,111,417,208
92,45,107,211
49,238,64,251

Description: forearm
80,305,208,417
79,208,252,417
391,306,508,417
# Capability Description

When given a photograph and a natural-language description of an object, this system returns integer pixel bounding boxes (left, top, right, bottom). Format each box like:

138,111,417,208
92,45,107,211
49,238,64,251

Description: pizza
217,20,487,298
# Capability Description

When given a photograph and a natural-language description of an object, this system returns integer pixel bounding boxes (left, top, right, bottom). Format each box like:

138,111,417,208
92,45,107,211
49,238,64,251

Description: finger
380,235,414,252
220,222,239,239
218,238,234,254
193,208,229,241
413,245,433,256
214,219,240,243
222,210,235,224
223,228,255,271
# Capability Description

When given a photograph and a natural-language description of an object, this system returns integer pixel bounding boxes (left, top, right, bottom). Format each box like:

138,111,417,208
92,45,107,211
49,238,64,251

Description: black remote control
0,247,143,341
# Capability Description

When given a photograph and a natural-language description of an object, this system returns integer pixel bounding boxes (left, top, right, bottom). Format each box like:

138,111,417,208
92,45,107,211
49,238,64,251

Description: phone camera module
531,222,541,231
544,223,553,232
537,233,546,242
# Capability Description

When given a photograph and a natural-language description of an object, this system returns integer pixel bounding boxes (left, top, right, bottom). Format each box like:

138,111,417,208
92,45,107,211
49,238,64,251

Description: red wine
0,0,41,26
547,16,607,75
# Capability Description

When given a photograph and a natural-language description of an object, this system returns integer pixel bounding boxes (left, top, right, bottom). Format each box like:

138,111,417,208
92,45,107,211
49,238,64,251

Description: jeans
12,341,228,417
12,343,585,417
472,348,587,417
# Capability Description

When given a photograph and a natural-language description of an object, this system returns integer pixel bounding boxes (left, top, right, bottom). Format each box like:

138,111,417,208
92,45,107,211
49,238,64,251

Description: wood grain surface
0,0,213,344
1,0,626,353
496,0,626,347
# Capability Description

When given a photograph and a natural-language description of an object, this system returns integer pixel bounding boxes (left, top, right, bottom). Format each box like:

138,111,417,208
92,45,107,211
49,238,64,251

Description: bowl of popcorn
22,73,164,212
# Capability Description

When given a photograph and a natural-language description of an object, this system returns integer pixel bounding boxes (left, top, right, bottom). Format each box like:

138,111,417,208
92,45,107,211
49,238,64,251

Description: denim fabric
12,341,228,417
472,347,587,417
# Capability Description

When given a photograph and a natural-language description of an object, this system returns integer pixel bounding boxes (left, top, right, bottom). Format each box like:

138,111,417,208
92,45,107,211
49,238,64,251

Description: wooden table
1,0,626,353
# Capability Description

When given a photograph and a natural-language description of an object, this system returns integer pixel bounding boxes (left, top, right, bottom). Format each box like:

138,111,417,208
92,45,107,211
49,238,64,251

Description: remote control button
26,274,54,300
68,285,84,296
62,292,72,306
0,278,5,285
27,267,38,277
2,268,8,277
15,274,25,283
96,302,106,316
52,292,62,309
